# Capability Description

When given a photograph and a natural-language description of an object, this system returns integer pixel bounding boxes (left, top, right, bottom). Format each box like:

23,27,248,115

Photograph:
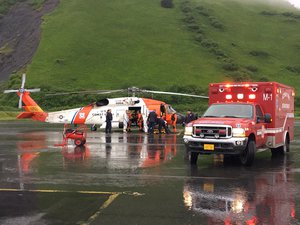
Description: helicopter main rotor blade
26,88,41,92
94,89,125,94
45,89,124,96
3,90,19,93
142,89,209,99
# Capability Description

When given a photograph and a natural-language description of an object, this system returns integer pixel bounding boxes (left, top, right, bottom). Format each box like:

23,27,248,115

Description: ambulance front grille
193,125,232,139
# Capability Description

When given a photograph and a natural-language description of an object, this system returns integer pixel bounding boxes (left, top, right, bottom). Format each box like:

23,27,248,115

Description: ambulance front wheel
240,140,255,166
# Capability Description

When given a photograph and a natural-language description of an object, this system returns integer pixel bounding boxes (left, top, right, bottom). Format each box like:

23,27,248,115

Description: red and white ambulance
183,82,295,166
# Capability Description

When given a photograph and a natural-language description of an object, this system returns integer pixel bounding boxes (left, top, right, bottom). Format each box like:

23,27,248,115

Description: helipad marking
0,188,144,224
0,188,119,195
81,193,120,225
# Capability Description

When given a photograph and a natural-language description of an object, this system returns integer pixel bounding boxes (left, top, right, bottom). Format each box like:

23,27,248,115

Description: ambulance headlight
232,197,245,213
232,128,246,137
184,126,193,136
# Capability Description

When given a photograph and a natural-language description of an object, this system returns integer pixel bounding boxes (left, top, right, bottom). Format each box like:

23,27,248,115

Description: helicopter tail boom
17,91,48,122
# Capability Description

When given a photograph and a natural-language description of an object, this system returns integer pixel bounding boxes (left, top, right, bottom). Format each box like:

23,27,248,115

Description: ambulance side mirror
264,113,272,123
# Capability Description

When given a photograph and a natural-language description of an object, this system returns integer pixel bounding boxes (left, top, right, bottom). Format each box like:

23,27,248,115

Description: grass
26,0,223,90
1,0,300,112
0,111,19,120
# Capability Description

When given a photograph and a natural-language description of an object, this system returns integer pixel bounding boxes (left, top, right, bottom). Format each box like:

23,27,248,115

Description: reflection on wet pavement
0,122,300,225
183,156,297,225
15,131,177,171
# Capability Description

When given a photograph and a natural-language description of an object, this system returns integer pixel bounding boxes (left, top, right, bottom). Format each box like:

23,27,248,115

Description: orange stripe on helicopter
142,98,165,111
73,105,93,124
19,92,43,112
18,92,48,122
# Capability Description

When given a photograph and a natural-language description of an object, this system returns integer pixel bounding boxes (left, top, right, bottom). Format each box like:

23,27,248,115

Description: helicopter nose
176,113,185,124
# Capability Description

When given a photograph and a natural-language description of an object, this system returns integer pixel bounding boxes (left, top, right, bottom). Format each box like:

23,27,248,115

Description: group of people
123,110,144,133
105,108,197,134
146,110,177,134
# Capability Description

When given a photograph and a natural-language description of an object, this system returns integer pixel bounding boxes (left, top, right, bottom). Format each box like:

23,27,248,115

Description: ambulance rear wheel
190,152,199,165
240,140,255,166
74,139,83,146
271,135,290,156
278,136,290,155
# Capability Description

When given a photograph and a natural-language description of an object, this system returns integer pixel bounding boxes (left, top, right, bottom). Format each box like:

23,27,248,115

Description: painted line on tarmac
81,193,120,225
0,188,144,224
0,188,117,195
0,188,144,196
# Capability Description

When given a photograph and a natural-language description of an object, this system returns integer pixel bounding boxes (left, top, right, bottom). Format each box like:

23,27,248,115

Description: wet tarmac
1,121,300,225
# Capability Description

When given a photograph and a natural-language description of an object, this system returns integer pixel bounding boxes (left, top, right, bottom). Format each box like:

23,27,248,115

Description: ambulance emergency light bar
210,83,259,101
225,93,256,100
210,82,295,104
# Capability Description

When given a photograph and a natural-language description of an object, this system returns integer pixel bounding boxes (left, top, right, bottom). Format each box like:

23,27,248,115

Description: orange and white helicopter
4,74,208,132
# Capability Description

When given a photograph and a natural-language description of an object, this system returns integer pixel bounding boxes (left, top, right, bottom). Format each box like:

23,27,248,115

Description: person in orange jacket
137,111,143,131
171,112,177,133
126,110,132,132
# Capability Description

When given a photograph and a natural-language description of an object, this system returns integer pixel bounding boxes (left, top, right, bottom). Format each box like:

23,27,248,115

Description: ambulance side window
255,105,264,123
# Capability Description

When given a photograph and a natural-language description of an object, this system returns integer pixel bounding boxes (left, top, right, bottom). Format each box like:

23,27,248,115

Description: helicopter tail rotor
3,73,41,109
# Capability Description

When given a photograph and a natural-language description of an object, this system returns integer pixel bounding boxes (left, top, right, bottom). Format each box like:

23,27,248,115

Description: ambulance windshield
203,104,253,119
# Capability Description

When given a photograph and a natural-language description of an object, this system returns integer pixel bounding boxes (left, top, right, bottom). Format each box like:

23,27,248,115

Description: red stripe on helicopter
72,105,93,124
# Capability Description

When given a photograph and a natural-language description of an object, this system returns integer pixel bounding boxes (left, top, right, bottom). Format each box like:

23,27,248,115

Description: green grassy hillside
1,0,300,112
26,0,221,90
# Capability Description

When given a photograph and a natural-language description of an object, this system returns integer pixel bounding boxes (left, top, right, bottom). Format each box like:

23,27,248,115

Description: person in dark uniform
157,116,170,134
147,110,157,134
105,109,113,133
184,110,196,125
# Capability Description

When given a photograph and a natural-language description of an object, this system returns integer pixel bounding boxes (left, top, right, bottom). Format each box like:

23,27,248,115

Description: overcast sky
286,0,300,8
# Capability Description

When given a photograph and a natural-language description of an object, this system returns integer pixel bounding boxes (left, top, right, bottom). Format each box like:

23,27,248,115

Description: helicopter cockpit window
167,105,176,114
96,99,109,107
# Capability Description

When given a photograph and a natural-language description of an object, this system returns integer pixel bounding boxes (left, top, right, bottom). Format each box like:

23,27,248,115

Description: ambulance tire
278,136,290,155
271,148,280,157
190,152,199,165
271,135,290,156
240,140,255,166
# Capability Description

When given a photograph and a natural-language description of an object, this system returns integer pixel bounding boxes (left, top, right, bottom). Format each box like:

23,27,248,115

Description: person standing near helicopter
137,110,144,131
105,109,113,133
147,110,157,134
171,112,177,132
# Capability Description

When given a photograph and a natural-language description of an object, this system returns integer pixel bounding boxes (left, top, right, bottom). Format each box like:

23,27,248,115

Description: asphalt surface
0,121,300,225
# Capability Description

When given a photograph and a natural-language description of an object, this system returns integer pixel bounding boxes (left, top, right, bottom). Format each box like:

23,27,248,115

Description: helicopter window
96,99,109,107
167,105,176,114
